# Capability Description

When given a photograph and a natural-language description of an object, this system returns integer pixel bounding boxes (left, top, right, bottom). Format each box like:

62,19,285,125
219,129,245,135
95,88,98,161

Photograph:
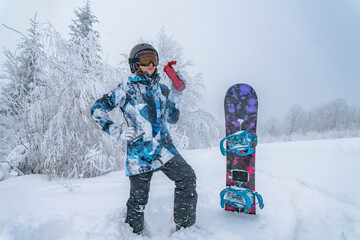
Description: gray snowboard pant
125,155,197,233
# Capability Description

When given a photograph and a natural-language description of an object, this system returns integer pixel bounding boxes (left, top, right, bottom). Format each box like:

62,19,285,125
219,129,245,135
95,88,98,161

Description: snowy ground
1,138,360,240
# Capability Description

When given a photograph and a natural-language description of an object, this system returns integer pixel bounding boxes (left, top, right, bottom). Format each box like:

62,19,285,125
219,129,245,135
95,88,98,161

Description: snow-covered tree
69,0,101,71
324,98,348,131
284,104,306,135
1,4,126,179
154,30,220,149
36,3,125,179
0,14,47,172
1,14,45,112
348,105,360,130
39,38,126,178
307,99,348,133
70,0,99,41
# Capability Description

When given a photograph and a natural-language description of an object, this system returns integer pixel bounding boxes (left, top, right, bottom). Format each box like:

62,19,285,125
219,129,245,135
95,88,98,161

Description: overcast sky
1,0,360,122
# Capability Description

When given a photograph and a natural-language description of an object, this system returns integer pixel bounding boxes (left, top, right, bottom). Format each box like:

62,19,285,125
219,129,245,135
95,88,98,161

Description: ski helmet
128,43,159,74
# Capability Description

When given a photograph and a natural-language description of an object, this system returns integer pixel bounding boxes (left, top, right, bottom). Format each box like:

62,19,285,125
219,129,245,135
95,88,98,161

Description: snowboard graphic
223,84,258,214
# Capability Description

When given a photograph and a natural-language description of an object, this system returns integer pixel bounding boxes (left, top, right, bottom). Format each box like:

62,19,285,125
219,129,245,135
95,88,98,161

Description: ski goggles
134,51,158,66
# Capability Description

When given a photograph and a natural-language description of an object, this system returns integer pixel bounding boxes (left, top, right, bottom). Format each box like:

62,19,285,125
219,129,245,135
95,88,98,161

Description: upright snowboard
223,83,258,214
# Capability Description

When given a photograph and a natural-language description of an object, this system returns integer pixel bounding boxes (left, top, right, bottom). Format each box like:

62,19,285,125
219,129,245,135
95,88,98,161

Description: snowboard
224,83,258,214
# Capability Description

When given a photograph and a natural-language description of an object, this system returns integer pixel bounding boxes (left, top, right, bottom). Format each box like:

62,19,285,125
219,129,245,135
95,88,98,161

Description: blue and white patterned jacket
91,72,180,176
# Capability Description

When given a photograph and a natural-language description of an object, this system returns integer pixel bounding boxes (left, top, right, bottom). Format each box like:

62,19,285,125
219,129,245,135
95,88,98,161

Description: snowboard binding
220,130,257,156
220,186,264,213
220,169,264,213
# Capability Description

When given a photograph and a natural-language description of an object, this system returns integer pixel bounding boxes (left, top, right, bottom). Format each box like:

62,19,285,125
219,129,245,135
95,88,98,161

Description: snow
1,138,360,240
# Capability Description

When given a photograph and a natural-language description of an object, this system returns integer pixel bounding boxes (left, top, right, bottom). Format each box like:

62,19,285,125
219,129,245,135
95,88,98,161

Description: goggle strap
129,58,139,64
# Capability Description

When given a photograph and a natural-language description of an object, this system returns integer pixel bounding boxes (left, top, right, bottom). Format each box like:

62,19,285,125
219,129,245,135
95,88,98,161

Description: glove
109,125,136,141
168,90,182,104
120,127,137,141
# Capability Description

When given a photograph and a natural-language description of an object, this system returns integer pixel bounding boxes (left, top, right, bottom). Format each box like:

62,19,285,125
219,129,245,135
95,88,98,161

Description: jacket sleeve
90,83,127,135
160,84,180,124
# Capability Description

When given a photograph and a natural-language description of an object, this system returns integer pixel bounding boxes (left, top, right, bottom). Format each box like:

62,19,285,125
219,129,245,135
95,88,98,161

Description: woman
91,43,197,234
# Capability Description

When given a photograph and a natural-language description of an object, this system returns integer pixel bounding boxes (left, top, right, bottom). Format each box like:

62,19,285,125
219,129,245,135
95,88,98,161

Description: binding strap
220,187,264,213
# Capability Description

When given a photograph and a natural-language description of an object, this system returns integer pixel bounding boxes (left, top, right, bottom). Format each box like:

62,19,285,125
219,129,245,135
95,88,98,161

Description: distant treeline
258,98,360,141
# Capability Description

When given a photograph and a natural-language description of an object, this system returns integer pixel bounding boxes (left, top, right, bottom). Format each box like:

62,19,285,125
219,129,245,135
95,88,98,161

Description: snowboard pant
125,155,197,234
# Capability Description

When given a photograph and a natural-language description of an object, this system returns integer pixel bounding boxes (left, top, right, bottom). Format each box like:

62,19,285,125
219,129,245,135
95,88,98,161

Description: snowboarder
91,43,197,234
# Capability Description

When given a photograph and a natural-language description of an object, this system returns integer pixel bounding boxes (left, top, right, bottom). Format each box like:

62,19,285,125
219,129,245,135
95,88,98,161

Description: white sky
1,0,360,122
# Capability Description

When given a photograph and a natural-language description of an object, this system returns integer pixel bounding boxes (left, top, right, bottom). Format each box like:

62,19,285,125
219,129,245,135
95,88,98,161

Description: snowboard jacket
91,72,180,176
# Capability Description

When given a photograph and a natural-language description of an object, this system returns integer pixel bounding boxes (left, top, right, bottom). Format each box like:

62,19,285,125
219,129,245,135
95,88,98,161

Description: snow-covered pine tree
0,14,47,173
154,30,220,149
1,14,45,111
70,0,100,41
69,0,101,71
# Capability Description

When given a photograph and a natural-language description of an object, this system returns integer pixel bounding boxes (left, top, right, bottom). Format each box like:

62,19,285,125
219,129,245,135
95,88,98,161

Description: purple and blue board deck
224,84,258,214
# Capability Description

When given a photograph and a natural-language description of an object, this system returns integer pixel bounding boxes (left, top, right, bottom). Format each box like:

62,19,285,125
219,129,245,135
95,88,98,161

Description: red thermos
163,61,186,92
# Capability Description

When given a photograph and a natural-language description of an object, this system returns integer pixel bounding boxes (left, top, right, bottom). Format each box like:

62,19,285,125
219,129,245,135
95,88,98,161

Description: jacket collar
128,72,160,89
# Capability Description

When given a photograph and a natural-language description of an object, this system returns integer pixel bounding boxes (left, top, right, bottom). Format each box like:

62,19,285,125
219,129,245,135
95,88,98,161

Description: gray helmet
128,43,159,74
